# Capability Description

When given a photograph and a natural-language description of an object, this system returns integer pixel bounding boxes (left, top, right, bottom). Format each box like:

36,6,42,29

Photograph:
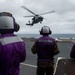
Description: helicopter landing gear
28,21,31,24
40,21,42,23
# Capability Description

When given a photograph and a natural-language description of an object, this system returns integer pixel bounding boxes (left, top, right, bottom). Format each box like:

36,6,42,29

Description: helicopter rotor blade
39,10,55,15
21,6,36,15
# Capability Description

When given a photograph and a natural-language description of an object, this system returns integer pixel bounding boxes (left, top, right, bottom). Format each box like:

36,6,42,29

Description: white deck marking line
20,63,37,68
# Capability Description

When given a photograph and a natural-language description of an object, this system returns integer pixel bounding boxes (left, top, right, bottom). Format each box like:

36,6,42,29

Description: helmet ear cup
14,23,20,32
13,17,20,32
49,30,52,34
39,30,43,35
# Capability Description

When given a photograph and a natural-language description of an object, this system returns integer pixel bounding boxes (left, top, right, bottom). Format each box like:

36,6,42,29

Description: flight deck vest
0,33,26,75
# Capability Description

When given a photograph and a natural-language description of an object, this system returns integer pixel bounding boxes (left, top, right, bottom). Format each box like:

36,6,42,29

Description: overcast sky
0,0,75,34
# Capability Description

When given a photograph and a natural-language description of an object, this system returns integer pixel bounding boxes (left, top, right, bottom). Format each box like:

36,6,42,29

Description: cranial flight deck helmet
0,12,20,34
40,26,52,35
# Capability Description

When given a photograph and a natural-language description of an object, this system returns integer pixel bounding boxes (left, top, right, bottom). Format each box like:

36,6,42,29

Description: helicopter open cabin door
21,6,55,26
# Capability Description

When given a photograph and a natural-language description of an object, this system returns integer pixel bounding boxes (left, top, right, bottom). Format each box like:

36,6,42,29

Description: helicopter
21,6,55,26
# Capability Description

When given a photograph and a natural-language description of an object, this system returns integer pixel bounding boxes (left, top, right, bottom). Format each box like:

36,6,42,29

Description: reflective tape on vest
39,40,53,43
0,36,23,45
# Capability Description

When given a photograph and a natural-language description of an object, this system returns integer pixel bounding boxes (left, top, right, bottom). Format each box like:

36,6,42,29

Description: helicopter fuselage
32,16,43,24
21,6,55,26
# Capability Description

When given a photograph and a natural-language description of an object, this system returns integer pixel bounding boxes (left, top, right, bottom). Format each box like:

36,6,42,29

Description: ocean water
17,33,75,39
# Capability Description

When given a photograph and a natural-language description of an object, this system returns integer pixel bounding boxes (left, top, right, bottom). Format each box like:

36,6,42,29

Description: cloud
0,0,75,34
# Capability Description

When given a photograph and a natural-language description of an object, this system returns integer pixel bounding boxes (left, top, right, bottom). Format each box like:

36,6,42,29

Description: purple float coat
70,43,75,59
36,36,55,61
0,33,26,75
31,35,59,62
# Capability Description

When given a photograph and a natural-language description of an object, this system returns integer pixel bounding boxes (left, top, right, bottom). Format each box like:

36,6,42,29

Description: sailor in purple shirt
0,12,26,75
70,43,75,59
31,26,60,75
